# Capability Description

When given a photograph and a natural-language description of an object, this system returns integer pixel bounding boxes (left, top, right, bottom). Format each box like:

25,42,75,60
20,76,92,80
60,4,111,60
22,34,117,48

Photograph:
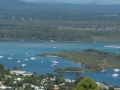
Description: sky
23,0,120,5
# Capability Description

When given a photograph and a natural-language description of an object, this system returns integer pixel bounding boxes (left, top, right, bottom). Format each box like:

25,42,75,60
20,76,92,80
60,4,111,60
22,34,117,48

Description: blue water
0,41,120,86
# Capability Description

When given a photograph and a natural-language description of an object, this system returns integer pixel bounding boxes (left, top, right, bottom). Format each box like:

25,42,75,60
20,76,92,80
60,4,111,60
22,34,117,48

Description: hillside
0,0,120,21
0,1,120,42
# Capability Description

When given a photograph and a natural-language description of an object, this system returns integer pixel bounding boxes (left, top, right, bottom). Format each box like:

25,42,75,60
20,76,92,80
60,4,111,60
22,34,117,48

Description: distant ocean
0,41,120,86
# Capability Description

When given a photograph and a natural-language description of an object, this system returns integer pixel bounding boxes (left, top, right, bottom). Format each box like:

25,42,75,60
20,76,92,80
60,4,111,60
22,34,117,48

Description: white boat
53,47,56,49
24,52,29,61
101,67,106,73
0,55,4,59
17,61,21,63
21,64,26,67
41,58,44,64
25,58,29,61
30,57,36,60
53,60,59,64
51,60,54,67
101,69,106,73
0,49,4,58
51,59,59,66
51,64,53,67
8,54,14,60
101,59,106,73
11,54,14,56
53,62,57,66
114,68,120,73
51,58,59,67
112,73,119,77
8,57,13,60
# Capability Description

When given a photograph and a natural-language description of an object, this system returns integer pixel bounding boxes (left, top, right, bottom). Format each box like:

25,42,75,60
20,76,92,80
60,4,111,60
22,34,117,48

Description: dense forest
1,0,120,42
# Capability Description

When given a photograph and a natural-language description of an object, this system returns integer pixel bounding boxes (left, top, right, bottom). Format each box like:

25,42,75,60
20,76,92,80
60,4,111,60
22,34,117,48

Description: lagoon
0,41,120,86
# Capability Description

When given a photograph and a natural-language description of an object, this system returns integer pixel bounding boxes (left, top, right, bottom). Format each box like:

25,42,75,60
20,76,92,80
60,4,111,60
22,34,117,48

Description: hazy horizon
23,0,120,5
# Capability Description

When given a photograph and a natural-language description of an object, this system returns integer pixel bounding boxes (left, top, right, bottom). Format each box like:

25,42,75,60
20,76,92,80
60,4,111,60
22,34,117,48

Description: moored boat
112,73,119,77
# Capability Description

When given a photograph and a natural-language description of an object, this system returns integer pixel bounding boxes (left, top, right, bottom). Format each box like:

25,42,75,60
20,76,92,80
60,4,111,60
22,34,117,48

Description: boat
8,54,13,60
30,53,36,60
114,68,120,73
41,58,44,64
25,58,29,61
51,59,54,67
52,58,59,64
53,60,59,64
51,59,59,66
30,57,36,60
24,52,29,61
53,47,56,49
0,49,4,59
101,67,106,73
101,59,106,73
17,61,21,63
51,64,53,67
21,64,26,67
53,62,57,66
8,57,13,60
0,55,4,59
112,73,119,77
101,68,106,73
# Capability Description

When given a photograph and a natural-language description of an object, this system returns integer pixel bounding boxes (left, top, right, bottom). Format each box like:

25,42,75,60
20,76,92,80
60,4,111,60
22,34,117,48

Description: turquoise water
0,41,120,86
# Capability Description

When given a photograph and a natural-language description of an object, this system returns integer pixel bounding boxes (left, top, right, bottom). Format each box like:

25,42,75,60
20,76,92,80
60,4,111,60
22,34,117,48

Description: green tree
4,78,13,86
54,68,65,85
72,77,99,90
0,64,4,71
13,66,18,70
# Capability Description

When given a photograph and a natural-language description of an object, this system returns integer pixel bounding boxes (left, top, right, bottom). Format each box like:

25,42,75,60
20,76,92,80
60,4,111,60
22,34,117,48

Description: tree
72,77,99,90
4,78,13,86
13,66,18,70
0,64,4,71
54,68,65,84
74,75,84,86
24,85,34,90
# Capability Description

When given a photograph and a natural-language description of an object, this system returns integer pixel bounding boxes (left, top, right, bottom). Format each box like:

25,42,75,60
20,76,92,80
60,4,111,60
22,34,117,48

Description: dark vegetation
0,64,118,90
0,0,120,42
39,49,120,71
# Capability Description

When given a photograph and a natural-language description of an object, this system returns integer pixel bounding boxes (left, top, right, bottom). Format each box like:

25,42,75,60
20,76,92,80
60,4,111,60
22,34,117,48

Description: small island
37,49,120,72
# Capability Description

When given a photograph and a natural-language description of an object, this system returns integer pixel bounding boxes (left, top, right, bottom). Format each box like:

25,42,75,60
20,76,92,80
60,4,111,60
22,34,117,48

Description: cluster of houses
0,70,120,90
97,82,120,90
0,70,34,90
10,70,33,76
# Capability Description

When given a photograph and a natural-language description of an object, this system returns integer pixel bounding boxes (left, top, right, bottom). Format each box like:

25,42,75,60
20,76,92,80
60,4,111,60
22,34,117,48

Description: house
10,70,26,75
0,85,12,90
15,77,24,81
10,70,33,76
4,75,12,80
23,72,33,76
52,85,59,90
64,79,75,83
96,82,109,90
23,83,30,89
